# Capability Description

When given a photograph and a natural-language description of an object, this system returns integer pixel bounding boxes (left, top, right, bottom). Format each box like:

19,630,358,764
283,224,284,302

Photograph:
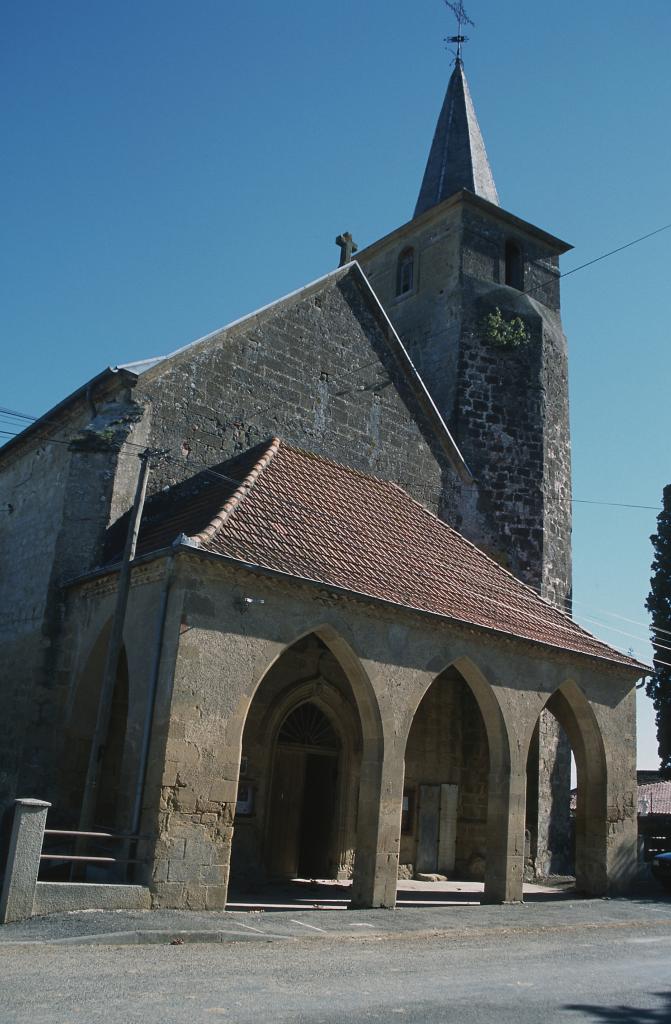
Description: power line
569,599,671,640
1,213,670,511
573,614,671,655
559,222,671,283
2,217,670,467
573,498,661,512
525,221,671,299
2,208,667,448
0,405,37,421
1,422,658,510
571,616,671,651
0,425,665,518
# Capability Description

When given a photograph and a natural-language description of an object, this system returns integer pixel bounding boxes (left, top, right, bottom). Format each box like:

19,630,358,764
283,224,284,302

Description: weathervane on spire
444,1,474,64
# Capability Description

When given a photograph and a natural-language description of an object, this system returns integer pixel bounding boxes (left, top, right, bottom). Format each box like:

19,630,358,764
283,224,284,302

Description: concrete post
483,769,526,904
0,798,51,925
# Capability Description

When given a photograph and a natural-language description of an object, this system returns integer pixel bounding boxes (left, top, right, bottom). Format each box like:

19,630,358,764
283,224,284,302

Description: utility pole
78,449,154,833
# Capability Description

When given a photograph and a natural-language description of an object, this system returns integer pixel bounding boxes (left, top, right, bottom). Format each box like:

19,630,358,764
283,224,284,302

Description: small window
505,240,524,290
236,782,255,816
401,788,416,834
396,247,415,296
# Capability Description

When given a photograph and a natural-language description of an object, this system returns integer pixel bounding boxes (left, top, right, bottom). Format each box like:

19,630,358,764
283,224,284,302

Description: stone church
0,55,644,909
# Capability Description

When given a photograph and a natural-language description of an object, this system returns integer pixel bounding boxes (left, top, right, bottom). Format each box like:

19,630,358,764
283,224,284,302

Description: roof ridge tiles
188,438,282,546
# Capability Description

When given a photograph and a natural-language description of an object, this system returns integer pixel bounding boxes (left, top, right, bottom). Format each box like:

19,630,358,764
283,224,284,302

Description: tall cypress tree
646,485,671,779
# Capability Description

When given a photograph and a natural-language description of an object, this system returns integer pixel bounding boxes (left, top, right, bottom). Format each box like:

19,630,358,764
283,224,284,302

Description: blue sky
3,1,670,767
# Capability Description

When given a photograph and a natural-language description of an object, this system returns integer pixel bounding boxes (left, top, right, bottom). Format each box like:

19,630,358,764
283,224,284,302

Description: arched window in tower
396,247,415,297
505,240,524,290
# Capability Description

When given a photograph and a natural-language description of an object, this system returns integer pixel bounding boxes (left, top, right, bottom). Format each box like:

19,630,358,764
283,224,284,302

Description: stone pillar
0,798,51,925
575,763,636,897
350,743,403,909
604,807,637,896
483,769,526,904
574,802,608,896
147,764,237,911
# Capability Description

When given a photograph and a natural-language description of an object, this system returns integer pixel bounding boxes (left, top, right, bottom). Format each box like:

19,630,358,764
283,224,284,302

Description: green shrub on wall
482,307,529,348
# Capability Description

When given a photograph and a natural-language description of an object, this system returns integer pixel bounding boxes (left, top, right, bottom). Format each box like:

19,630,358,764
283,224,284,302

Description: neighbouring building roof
415,59,499,218
637,773,671,815
128,438,645,673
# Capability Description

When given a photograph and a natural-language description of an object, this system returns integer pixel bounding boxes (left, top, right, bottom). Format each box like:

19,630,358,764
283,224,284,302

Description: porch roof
130,438,646,673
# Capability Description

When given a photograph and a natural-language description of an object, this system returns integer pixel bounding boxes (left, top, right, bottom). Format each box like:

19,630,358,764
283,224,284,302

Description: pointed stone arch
527,680,609,895
402,655,514,903
61,619,131,830
232,623,383,760
448,656,510,774
228,626,385,903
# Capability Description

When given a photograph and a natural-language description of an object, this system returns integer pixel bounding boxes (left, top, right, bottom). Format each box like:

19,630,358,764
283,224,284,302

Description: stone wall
133,271,455,519
0,267,456,823
0,377,152,821
64,550,637,910
356,197,572,605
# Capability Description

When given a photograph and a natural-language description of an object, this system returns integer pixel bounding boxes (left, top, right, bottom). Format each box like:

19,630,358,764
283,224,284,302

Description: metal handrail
40,826,149,875
43,829,150,840
40,854,143,864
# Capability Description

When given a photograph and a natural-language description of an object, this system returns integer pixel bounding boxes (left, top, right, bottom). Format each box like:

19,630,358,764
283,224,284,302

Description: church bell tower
354,42,574,877
355,54,573,612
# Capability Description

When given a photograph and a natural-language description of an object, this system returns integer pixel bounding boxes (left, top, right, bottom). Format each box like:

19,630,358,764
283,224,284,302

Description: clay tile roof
137,439,646,672
638,778,671,815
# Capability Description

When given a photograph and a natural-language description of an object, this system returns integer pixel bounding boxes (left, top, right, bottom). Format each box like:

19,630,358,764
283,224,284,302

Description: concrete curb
4,916,671,949
1,890,669,948
1,928,295,947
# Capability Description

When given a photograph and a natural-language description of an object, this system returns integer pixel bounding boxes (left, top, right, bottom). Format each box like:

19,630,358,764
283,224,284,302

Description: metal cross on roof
444,0,474,63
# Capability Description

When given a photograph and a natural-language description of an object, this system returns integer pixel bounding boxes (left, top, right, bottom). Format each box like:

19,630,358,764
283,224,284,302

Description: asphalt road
2,915,671,1023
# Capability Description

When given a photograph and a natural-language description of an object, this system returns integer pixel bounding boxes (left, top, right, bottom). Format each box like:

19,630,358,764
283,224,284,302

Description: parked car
651,851,671,892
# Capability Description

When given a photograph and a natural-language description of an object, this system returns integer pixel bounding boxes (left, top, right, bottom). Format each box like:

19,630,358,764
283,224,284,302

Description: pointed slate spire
414,59,499,218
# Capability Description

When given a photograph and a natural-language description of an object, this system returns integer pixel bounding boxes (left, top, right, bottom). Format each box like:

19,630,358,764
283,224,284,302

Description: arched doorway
402,666,490,880
267,702,340,878
229,633,363,890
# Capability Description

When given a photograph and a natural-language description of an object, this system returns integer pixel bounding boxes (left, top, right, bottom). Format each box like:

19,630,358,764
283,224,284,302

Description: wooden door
267,747,305,877
298,753,338,878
